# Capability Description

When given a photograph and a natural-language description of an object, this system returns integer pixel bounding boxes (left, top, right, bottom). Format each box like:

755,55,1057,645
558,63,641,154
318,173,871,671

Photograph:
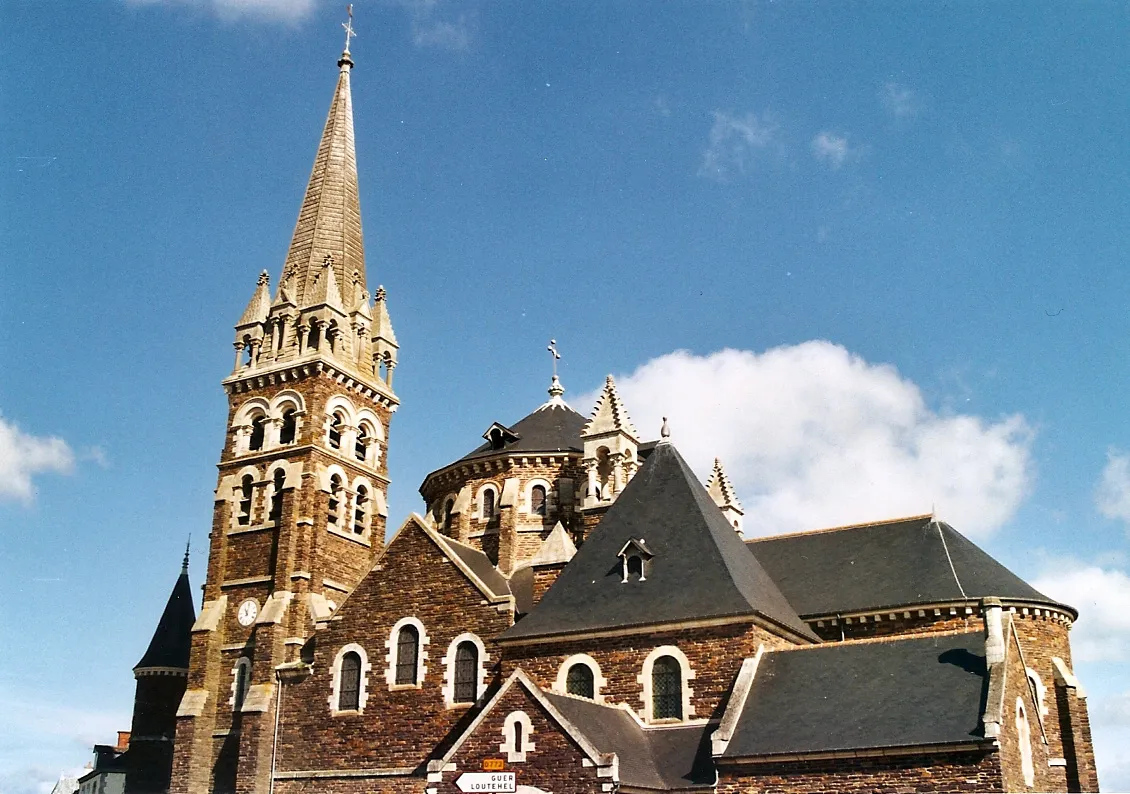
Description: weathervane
547,339,561,379
342,4,357,53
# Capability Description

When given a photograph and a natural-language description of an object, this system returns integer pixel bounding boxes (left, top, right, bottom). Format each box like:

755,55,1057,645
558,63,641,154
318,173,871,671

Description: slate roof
747,516,1072,617
544,693,715,790
135,566,196,670
723,631,990,759
501,442,816,641
458,403,588,462
432,532,511,599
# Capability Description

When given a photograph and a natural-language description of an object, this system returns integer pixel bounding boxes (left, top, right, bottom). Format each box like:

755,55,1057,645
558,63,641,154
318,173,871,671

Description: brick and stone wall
717,749,1003,793
502,621,799,721
272,519,513,773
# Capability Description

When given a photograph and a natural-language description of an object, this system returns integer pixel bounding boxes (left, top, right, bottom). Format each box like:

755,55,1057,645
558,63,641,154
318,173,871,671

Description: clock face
237,598,259,626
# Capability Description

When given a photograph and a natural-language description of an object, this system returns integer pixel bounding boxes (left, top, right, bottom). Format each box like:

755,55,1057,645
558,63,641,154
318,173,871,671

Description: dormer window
618,538,653,583
481,422,520,452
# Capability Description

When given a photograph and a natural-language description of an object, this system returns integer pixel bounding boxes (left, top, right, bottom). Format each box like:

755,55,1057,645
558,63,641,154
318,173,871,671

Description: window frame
328,643,371,715
230,656,252,712
443,633,487,708
499,710,536,763
638,645,695,724
553,653,606,703
385,617,429,689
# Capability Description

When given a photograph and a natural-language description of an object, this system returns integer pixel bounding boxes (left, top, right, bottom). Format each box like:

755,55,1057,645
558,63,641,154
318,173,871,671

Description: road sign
455,771,516,792
482,758,505,771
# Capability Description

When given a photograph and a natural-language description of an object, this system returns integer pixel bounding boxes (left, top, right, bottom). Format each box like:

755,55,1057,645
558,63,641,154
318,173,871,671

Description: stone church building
104,33,1100,794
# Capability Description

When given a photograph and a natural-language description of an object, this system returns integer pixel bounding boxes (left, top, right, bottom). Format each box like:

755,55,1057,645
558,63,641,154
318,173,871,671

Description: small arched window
339,651,362,711
354,485,368,534
453,641,478,703
652,655,682,720
328,412,343,449
269,468,285,521
513,721,524,752
328,475,343,526
482,488,496,519
443,499,455,532
279,409,297,445
233,657,251,712
248,416,266,451
531,485,547,516
355,425,369,462
238,475,254,526
566,664,595,699
307,322,320,352
395,625,420,685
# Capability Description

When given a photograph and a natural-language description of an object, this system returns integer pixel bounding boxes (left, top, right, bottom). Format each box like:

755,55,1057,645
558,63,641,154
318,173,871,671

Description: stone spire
582,375,638,438
706,457,745,533
237,271,272,327
281,43,366,311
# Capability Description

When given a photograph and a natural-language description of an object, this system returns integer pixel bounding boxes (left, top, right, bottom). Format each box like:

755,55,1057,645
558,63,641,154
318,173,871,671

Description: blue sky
1,1,1128,791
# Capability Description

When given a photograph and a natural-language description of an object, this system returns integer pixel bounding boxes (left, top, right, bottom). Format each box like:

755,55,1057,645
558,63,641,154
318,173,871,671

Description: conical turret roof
500,442,815,642
134,556,196,671
281,54,366,309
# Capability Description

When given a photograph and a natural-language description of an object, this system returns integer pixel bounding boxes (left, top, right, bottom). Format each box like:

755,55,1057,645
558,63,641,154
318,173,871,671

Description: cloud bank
811,131,859,169
0,415,74,503
578,344,1032,537
1096,450,1130,534
1034,561,1130,663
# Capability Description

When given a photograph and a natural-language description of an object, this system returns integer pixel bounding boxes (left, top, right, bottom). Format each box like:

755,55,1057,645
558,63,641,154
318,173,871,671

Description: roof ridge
747,513,933,542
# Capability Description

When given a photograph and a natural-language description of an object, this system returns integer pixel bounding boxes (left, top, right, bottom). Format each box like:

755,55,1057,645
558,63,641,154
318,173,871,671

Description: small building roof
722,631,991,759
457,403,588,462
544,692,715,790
500,442,815,642
747,515,1072,617
134,561,196,671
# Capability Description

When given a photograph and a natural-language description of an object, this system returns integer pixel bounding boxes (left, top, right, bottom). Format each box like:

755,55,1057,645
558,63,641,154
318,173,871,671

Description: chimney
983,597,1004,665
115,731,131,752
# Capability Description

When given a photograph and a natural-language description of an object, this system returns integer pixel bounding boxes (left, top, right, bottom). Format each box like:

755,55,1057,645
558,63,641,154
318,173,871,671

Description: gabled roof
457,403,587,462
747,515,1071,617
430,529,511,601
134,561,196,671
500,442,815,642
721,631,991,759
544,693,715,790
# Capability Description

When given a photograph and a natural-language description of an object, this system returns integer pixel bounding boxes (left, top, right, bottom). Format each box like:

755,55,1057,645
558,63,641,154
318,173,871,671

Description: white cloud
0,415,74,503
578,344,1032,537
811,131,859,169
1096,450,1130,532
391,0,473,51
699,111,777,181
1033,562,1130,662
881,81,922,119
124,0,316,23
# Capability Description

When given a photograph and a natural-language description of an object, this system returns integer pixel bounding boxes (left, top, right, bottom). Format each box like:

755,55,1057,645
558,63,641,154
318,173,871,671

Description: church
93,26,1099,794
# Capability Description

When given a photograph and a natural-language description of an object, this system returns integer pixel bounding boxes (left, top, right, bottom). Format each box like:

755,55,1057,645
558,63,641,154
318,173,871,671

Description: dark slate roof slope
432,533,511,599
544,693,714,790
501,442,815,641
724,631,990,759
747,516,1070,617
459,404,587,462
135,566,196,670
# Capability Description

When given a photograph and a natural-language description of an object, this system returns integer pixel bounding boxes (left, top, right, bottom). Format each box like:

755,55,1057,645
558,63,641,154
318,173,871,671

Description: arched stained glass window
395,625,419,685
652,655,682,720
531,485,546,516
454,641,478,703
482,488,496,519
566,664,594,699
339,652,361,710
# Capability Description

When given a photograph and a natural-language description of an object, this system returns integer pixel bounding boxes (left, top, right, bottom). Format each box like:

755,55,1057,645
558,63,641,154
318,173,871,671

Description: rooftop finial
659,416,671,442
338,4,356,69
182,537,191,574
547,339,560,379
537,339,568,409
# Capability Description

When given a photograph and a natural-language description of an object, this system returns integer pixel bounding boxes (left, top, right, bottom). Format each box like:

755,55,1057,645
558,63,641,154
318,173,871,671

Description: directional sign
455,771,516,792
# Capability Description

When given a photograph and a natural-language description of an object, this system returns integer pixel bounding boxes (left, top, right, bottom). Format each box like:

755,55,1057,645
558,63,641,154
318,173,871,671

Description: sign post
455,772,516,792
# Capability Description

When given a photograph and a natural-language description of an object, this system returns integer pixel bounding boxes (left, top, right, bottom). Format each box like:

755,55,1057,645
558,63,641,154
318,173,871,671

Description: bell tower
171,26,398,794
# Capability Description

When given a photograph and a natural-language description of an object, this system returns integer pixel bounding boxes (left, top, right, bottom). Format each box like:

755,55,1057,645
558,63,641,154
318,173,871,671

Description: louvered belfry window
395,625,419,685
566,664,595,699
453,641,478,703
339,652,362,710
652,655,682,720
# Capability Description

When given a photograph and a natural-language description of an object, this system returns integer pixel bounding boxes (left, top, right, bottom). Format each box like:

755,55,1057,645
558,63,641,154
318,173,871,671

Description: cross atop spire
342,4,357,54
544,339,566,404
182,537,191,574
